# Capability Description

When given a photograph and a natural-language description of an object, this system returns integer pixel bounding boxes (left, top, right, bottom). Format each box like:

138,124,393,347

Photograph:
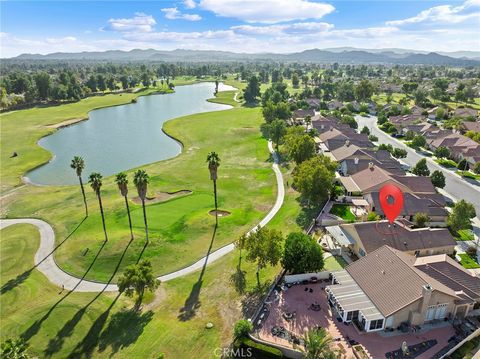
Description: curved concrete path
0,141,284,292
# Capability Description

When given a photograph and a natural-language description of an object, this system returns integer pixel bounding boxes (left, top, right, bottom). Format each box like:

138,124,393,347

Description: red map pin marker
379,184,404,224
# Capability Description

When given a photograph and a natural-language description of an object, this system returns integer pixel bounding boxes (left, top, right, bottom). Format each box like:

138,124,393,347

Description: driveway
356,115,480,220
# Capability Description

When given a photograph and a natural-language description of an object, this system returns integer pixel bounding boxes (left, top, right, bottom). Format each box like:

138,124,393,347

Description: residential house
306,98,321,110
365,191,448,224
389,114,426,133
339,150,405,176
462,121,480,133
327,100,345,111
326,245,477,332
325,220,455,258
292,108,315,122
429,133,480,165
454,107,478,120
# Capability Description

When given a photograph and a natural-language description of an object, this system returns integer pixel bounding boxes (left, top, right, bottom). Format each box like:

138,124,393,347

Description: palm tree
302,328,335,359
206,151,220,225
115,172,134,241
88,172,108,242
133,169,150,243
70,156,88,217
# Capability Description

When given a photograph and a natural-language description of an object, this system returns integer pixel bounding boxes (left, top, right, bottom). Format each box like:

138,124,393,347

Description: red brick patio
256,282,455,359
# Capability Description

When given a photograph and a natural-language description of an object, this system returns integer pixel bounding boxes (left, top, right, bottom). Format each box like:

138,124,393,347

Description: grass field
2,88,278,281
456,229,474,241
0,223,280,358
459,253,480,269
323,255,348,271
330,204,355,222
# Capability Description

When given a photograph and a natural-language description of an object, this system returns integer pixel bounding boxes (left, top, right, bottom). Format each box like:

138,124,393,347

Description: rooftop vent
354,157,359,165
368,162,374,170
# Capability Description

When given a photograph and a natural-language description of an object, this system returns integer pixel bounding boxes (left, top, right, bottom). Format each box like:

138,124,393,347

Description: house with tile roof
326,246,478,332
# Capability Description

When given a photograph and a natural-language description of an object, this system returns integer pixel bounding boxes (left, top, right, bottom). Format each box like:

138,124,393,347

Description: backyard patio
255,281,456,359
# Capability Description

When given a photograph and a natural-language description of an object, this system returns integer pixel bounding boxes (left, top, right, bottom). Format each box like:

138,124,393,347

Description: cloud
103,12,156,32
199,0,335,23
184,0,196,9
387,0,480,26
232,22,334,36
161,7,202,21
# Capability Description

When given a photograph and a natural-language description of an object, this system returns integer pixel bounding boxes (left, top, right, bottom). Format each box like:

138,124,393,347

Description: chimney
368,162,374,170
321,125,325,130
345,139,350,147
354,157,359,165
419,284,433,319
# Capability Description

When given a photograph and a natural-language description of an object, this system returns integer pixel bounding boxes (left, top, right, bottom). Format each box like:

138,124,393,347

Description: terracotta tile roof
348,165,392,192
463,121,480,133
345,246,458,317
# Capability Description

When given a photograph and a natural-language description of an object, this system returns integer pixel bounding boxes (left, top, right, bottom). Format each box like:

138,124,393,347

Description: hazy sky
1,0,479,57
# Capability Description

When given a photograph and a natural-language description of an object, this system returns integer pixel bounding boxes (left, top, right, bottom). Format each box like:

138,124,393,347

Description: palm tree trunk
256,266,261,288
141,199,149,243
213,179,218,226
79,176,88,217
124,195,134,240
97,194,108,242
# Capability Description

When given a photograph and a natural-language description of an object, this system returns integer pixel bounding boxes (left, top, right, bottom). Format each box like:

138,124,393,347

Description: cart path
0,141,284,292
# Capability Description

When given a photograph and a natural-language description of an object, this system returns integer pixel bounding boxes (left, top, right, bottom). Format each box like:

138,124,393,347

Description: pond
26,82,235,185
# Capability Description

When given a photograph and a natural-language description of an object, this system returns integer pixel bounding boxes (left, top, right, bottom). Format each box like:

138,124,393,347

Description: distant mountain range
11,48,480,66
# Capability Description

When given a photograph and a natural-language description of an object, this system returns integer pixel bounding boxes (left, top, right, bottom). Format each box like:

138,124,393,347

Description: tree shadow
230,265,246,294
43,238,134,357
178,224,217,321
241,281,271,318
97,309,153,355
295,200,323,230
1,217,87,295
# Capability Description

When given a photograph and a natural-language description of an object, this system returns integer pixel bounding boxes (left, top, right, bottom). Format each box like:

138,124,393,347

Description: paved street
356,115,480,220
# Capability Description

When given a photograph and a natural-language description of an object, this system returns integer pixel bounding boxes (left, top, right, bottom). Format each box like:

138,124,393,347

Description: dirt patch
209,209,231,217
46,118,87,129
132,190,192,204
142,286,167,311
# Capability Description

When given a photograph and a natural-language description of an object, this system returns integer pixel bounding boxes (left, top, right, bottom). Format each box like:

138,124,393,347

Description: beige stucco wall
386,290,457,328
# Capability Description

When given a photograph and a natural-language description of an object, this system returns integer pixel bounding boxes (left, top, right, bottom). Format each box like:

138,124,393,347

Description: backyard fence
284,271,331,284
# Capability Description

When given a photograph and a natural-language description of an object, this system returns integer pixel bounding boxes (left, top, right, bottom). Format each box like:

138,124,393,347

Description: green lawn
0,223,280,359
323,255,348,272
457,229,475,241
2,88,278,281
435,158,458,168
329,204,355,222
459,253,480,269
456,171,480,181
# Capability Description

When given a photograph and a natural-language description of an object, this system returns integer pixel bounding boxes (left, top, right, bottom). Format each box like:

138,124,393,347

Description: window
359,248,366,257
347,312,353,321
369,319,384,331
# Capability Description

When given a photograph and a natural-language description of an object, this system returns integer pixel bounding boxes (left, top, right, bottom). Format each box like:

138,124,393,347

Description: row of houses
311,114,450,225
386,105,480,166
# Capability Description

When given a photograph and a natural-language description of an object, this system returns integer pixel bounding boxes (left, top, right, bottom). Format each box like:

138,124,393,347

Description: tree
474,162,480,174
337,81,355,102
70,156,88,217
355,79,374,102
1,338,30,359
207,152,221,226
413,88,427,105
115,172,134,241
412,158,430,176
430,170,446,188
414,212,430,228
291,73,300,88
267,119,287,150
448,200,476,232
34,72,51,100
392,148,407,159
285,134,316,165
368,134,378,142
117,260,160,308
302,328,335,359
88,172,108,241
367,211,380,221
405,130,416,141
244,226,283,287
243,76,260,103
86,75,97,92
340,115,357,129
360,126,370,135
411,134,426,149
133,169,150,243
233,319,253,339
282,232,324,274
434,146,450,159
293,156,337,205
458,159,470,171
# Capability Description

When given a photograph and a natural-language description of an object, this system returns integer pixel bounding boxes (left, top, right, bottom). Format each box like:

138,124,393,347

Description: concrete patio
256,282,456,359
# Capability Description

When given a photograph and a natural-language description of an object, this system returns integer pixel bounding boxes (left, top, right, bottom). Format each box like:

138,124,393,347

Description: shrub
236,338,284,358
457,159,469,171
414,212,430,228
233,319,253,339
367,212,380,221
368,134,378,142
466,246,477,257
